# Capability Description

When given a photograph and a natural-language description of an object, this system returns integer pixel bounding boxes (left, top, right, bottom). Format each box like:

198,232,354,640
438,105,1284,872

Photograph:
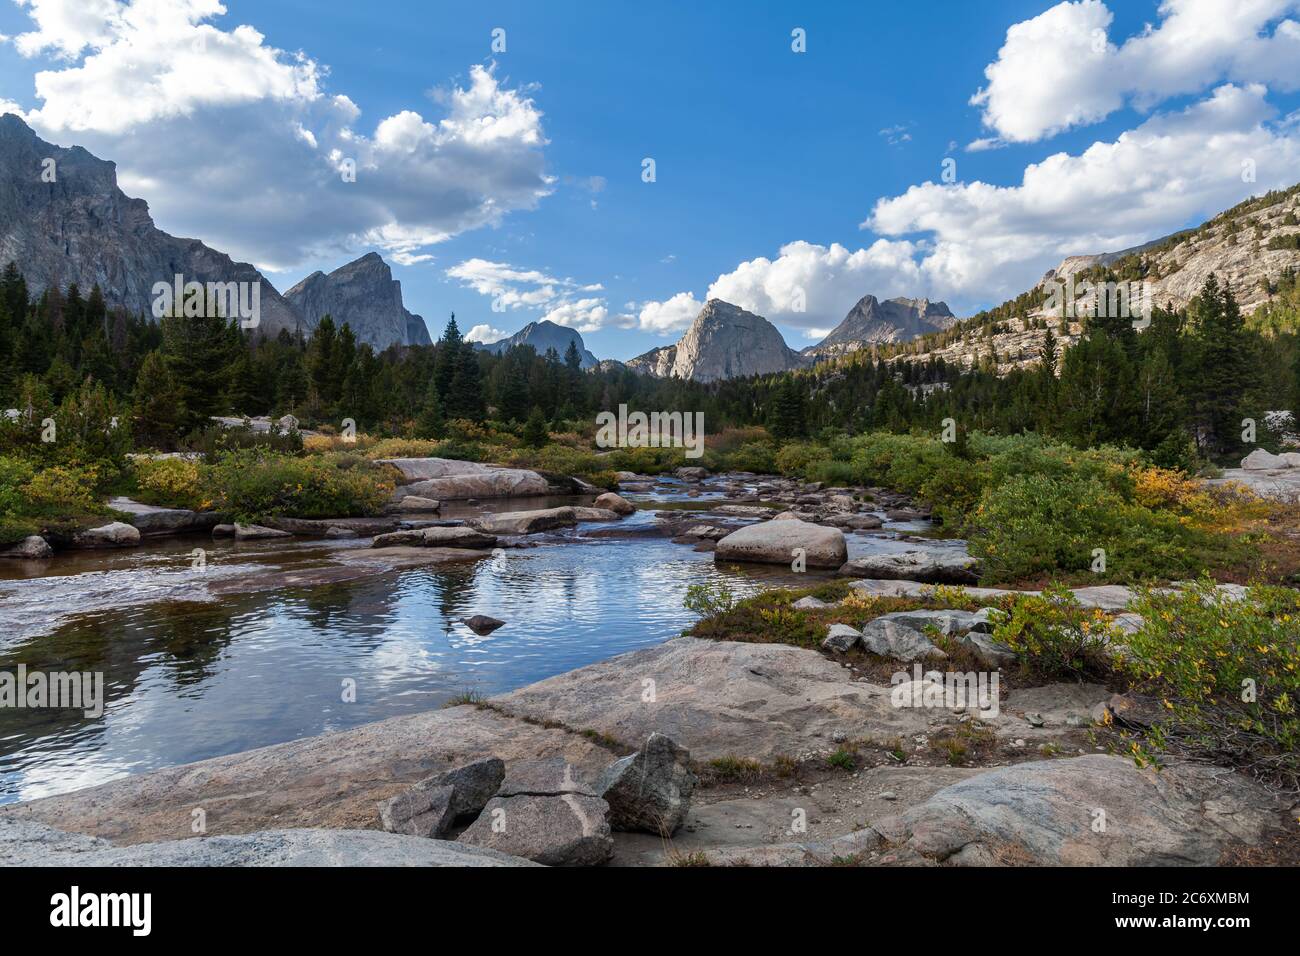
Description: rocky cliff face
891,185,1300,377
0,113,305,340
473,319,597,367
284,253,430,349
626,299,804,383
807,295,956,356
1038,190,1300,315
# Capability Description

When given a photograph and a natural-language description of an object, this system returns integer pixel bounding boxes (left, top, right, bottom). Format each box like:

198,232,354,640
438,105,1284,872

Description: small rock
793,596,829,610
1026,712,1046,728
395,496,442,513
463,615,506,635
822,623,862,653
72,521,141,549
592,492,635,516
880,791,898,801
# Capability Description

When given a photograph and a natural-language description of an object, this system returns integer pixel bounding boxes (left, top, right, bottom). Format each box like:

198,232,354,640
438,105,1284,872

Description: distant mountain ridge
0,113,306,340
806,295,956,356
473,319,598,368
285,252,431,349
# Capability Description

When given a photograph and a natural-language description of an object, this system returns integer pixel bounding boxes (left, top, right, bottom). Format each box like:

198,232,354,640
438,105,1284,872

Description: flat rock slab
490,637,936,763
871,755,1283,866
0,818,536,867
0,705,611,846
108,497,220,535
840,548,978,584
268,516,400,536
614,764,976,866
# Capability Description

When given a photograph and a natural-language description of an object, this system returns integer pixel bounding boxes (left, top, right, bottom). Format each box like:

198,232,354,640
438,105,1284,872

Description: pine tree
132,350,184,448
414,378,446,440
447,344,484,420
1188,275,1256,458
434,315,464,402
768,377,807,439
522,405,549,447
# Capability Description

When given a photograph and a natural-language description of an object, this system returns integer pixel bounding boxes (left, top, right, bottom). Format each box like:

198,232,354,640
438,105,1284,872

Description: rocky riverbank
2,620,1291,867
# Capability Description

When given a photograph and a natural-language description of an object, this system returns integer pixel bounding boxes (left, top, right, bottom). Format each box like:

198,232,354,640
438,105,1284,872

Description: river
0,480,955,804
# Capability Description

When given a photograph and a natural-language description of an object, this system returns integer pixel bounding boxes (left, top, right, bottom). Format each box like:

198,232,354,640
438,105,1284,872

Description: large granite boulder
108,497,220,536
871,755,1282,866
1242,448,1287,470
379,458,550,500
714,519,847,569
839,546,978,583
596,734,696,835
859,617,947,662
458,759,613,866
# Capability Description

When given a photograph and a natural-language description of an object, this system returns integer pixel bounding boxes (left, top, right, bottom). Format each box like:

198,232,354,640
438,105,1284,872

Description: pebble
880,791,898,801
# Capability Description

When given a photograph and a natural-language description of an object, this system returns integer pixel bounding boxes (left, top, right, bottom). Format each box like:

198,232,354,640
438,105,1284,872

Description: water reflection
0,483,942,804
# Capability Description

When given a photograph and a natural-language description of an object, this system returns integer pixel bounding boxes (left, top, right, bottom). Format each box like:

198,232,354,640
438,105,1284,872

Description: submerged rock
395,496,442,512
233,523,292,541
463,615,506,635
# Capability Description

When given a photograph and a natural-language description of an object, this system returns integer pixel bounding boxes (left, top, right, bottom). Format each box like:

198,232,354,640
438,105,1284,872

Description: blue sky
2,0,1299,359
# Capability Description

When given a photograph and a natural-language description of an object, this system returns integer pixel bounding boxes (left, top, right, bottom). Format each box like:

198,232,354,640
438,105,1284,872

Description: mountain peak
284,252,430,349
474,320,598,368
808,294,956,355
0,115,305,339
627,300,804,382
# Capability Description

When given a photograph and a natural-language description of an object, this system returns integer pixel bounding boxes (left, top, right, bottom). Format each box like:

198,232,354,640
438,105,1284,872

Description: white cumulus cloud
8,0,552,271
972,0,1300,144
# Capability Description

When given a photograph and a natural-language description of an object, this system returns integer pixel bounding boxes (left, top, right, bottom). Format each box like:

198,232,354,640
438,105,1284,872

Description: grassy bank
684,577,1300,791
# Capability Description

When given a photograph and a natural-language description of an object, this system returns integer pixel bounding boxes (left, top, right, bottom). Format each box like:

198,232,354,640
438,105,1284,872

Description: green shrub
131,456,205,509
721,441,777,474
205,450,393,523
967,471,1224,583
683,582,737,616
992,584,1116,679
1118,579,1300,788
